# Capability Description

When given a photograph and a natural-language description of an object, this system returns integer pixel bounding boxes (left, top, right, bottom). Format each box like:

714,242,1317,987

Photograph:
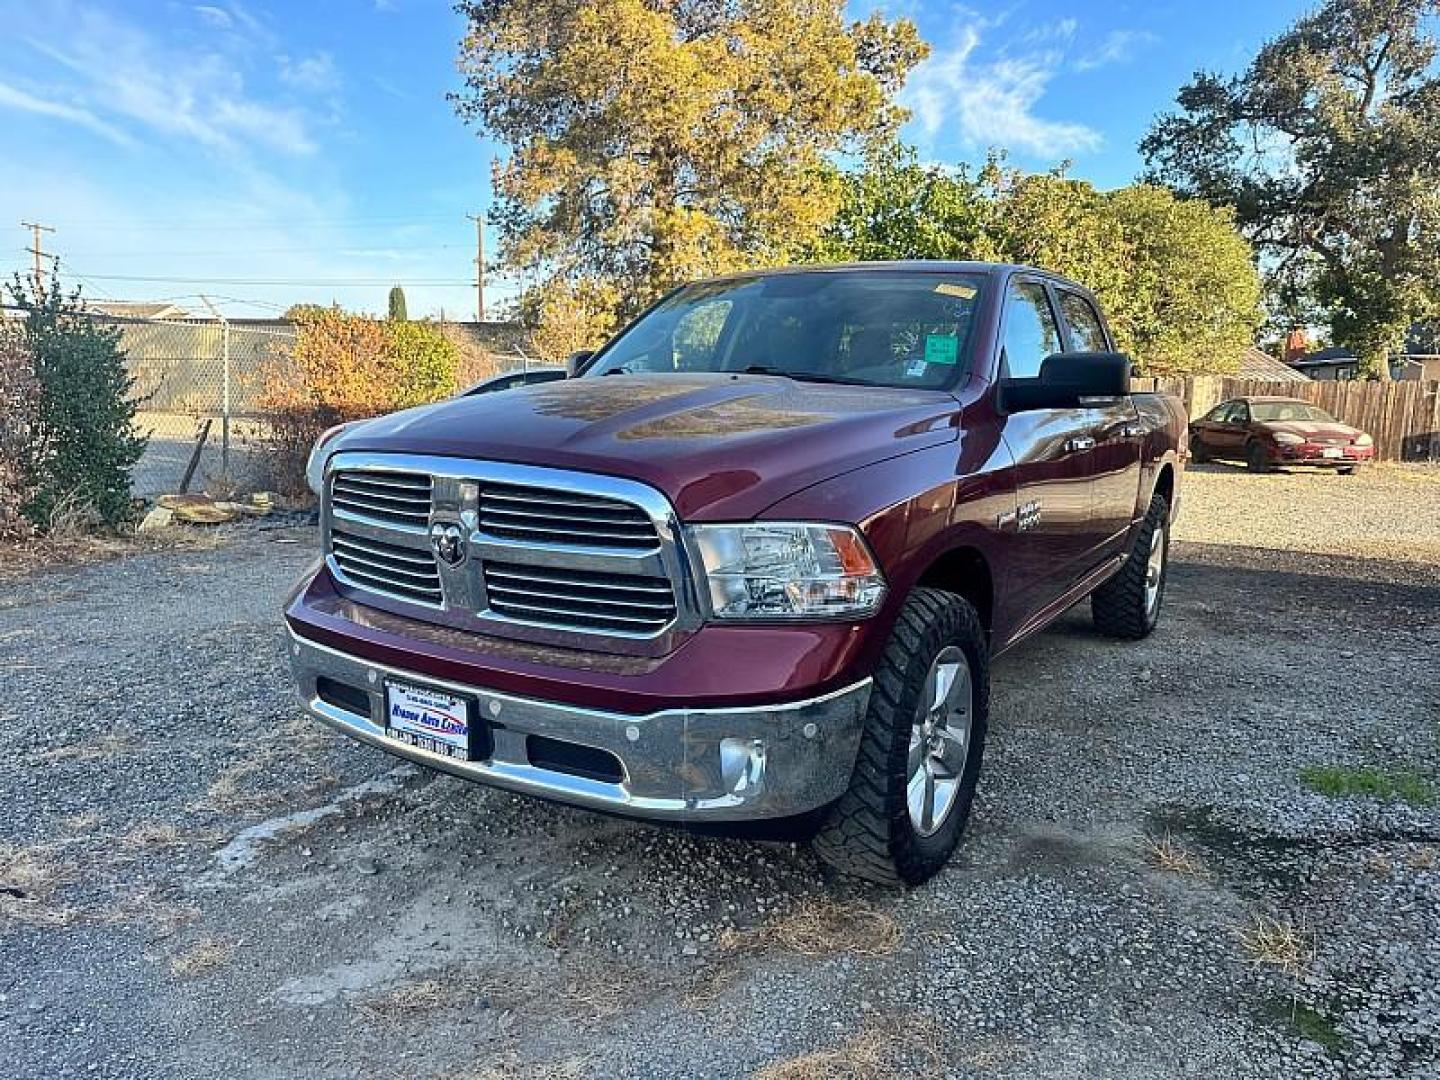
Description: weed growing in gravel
169,938,236,977
1261,998,1347,1055
752,1017,942,1080
719,899,902,958
33,732,139,765
1237,914,1313,976
1299,765,1434,806
0,842,75,928
1144,831,1205,875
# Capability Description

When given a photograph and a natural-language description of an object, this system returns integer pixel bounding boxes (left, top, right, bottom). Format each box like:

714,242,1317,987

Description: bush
4,278,147,531
258,307,459,496
0,326,39,541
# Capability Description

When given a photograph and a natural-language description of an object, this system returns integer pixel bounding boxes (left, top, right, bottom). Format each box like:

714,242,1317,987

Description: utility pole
466,212,486,322
21,221,57,291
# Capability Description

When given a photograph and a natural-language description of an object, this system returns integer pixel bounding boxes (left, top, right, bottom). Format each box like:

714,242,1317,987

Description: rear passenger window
1000,283,1062,379
1058,291,1108,353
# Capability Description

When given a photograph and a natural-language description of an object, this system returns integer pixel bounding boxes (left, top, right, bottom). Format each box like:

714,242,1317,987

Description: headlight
1272,431,1305,445
687,523,886,620
305,422,356,495
1354,432,1373,447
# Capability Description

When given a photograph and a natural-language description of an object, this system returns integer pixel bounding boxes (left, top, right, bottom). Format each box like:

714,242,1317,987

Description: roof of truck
695,260,1091,293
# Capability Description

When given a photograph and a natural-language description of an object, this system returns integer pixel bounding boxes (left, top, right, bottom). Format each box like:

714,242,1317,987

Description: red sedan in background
1189,396,1375,474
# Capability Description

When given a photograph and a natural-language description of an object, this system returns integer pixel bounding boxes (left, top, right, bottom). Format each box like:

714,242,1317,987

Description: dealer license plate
1322,447,1343,459
384,681,472,760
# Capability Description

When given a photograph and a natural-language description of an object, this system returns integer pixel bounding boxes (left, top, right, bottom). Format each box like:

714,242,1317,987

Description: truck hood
336,373,960,519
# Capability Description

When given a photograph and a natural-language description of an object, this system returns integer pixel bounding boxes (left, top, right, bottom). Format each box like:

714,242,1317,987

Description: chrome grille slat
331,468,432,527
331,533,436,567
477,481,659,550
329,520,442,605
482,561,676,634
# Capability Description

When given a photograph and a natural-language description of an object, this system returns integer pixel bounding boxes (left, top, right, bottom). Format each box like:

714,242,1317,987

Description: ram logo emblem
429,522,467,567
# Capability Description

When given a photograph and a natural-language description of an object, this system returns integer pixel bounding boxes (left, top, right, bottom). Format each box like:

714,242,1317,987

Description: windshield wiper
741,365,866,386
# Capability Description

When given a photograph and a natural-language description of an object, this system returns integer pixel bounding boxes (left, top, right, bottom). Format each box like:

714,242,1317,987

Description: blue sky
1,0,1313,318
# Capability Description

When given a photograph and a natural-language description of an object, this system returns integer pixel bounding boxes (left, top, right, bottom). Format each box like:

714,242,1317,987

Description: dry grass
60,812,103,833
447,1055,593,1080
359,969,532,1019
33,732,139,765
0,841,75,928
1145,832,1206,876
720,899,903,959
1407,847,1437,870
1236,914,1313,976
200,718,337,813
170,937,237,977
0,524,222,583
121,823,186,851
752,1018,942,1080
361,963,634,1026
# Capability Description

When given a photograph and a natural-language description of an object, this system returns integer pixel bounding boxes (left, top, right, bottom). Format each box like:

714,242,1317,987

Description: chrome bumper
287,631,871,821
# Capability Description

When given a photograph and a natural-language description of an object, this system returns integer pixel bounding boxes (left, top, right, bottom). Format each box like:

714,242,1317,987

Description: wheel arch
914,544,995,640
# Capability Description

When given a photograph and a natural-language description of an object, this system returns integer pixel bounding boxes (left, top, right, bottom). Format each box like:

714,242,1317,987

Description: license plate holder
1322,447,1343,459
384,680,481,762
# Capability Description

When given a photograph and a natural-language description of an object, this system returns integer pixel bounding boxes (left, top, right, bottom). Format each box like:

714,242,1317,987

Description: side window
1000,282,1062,379
1207,402,1235,422
1058,291,1109,353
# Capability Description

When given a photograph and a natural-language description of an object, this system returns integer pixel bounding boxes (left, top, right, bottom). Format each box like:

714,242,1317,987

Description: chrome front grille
330,526,443,605
483,562,677,634
321,454,696,654
477,482,659,550
331,469,432,527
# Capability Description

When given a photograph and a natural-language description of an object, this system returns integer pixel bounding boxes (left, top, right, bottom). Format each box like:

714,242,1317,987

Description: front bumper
288,630,871,821
1275,444,1374,465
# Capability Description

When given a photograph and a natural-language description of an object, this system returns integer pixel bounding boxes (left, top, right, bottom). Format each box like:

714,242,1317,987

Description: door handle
1065,435,1096,452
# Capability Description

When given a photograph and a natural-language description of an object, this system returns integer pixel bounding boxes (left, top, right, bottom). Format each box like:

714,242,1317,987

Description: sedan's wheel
814,589,989,886
1188,433,1210,464
1246,441,1271,473
1337,465,1357,476
1092,492,1169,640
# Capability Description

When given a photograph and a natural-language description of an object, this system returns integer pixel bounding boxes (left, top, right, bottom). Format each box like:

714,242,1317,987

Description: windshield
1251,401,1337,423
586,271,984,389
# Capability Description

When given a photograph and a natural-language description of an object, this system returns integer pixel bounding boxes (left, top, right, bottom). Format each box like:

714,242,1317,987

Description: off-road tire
1188,434,1210,464
1246,440,1271,473
1091,492,1169,640
813,588,989,887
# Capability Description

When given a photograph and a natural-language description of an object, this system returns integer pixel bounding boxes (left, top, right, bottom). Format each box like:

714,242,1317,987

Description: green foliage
815,151,1262,375
1142,0,1440,378
454,0,928,345
0,325,40,540
384,320,459,408
4,276,147,530
388,286,408,322
1299,764,1434,806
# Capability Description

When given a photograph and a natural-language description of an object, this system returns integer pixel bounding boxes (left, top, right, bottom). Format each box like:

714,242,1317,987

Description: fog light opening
720,738,767,796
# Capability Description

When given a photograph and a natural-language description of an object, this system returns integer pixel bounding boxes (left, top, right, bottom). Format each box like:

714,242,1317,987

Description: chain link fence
2,306,537,498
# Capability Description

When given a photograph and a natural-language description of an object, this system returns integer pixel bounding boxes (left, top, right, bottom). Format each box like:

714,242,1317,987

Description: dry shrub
753,1018,943,1080
1145,832,1205,876
720,899,902,959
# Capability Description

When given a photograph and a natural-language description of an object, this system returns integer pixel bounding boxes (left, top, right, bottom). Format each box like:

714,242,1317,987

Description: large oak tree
1141,0,1440,378
454,0,926,352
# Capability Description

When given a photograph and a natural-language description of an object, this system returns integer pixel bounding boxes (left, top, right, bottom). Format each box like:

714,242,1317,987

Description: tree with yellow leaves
454,0,927,356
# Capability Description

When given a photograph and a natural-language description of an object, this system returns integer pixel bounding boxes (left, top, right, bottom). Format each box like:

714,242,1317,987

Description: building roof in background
1239,347,1309,381
86,300,191,319
1290,346,1358,368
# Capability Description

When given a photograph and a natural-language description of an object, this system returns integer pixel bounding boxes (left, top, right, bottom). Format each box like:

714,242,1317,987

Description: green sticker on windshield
924,333,959,365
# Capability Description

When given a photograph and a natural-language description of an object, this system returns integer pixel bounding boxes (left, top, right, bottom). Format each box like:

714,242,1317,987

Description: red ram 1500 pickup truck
285,262,1186,884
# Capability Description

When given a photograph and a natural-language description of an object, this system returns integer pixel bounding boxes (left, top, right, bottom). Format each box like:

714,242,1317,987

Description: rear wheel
1091,492,1169,640
814,588,988,886
1246,440,1271,473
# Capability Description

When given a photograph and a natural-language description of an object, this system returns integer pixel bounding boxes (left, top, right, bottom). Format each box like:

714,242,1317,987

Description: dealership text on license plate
385,681,471,760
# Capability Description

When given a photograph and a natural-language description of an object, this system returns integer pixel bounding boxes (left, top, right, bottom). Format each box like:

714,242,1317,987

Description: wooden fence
1135,376,1440,463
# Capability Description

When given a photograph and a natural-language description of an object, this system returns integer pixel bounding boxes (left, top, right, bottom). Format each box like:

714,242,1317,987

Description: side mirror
564,350,594,378
1000,351,1132,412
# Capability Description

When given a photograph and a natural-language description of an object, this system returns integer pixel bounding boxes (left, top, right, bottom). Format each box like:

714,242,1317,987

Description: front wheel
1091,492,1170,640
1246,441,1271,473
813,589,989,887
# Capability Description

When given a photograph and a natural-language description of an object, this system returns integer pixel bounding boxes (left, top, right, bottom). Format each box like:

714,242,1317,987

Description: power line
67,271,476,286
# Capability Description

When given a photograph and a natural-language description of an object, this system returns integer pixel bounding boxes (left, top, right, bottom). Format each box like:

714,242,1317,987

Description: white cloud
0,80,135,146
903,25,1103,159
193,5,232,29
1075,29,1157,72
278,52,340,95
19,3,318,156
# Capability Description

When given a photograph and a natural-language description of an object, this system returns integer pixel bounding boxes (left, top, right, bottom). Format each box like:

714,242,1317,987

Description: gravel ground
2,466,1438,1079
